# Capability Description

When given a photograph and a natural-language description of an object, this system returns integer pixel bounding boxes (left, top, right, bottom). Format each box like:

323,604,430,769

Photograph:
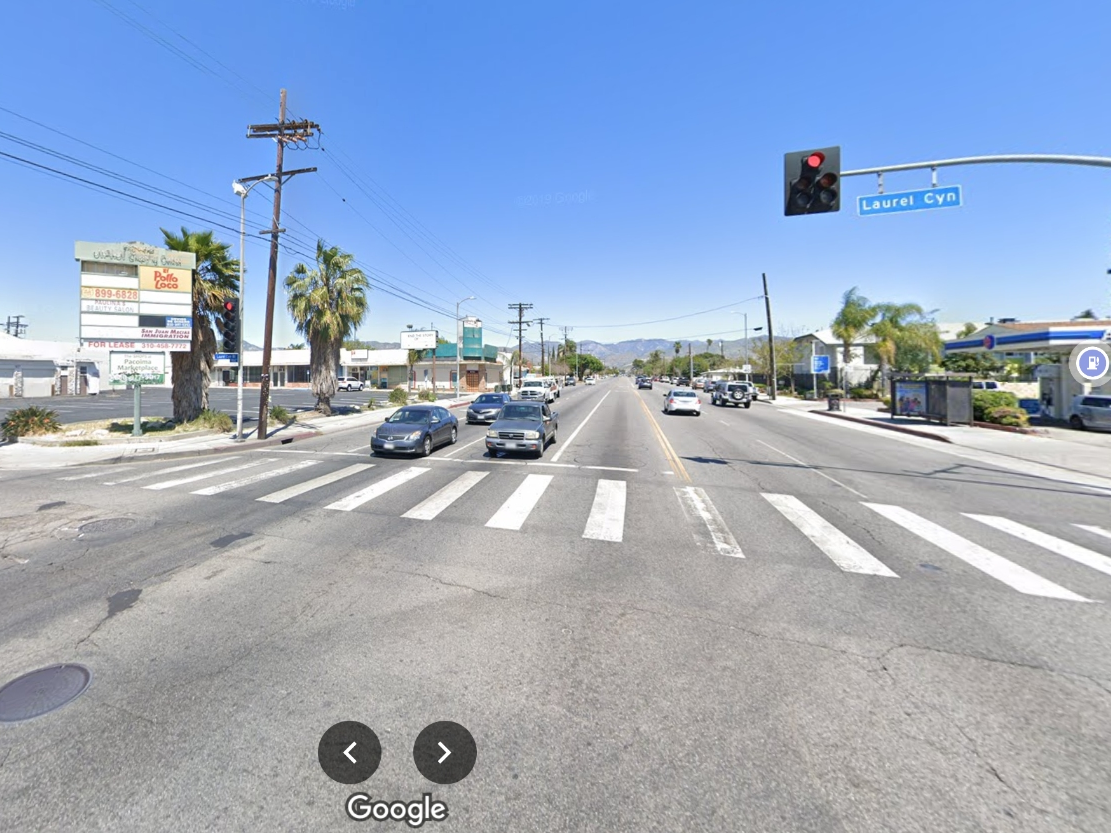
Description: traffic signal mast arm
841,153,1111,192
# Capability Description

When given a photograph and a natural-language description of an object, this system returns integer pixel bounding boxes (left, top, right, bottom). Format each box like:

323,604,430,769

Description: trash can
827,391,842,411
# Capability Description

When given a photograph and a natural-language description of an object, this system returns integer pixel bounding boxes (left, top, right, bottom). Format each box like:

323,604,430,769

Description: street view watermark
516,190,596,207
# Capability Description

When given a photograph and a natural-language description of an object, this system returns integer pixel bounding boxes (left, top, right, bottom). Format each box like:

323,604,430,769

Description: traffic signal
218,299,240,353
784,146,840,216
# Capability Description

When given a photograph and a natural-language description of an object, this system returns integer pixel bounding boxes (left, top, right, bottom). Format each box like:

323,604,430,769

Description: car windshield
671,391,696,398
501,405,541,420
474,395,503,404
522,380,543,387
387,408,431,424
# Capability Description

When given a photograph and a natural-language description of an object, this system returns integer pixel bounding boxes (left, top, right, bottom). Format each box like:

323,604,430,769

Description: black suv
711,381,752,408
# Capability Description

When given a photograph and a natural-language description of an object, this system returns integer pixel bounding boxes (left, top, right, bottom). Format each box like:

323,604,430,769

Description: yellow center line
635,393,691,482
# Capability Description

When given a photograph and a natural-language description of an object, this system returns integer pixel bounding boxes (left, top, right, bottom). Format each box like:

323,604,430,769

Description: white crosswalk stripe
486,474,553,530
763,493,897,576
143,459,272,491
402,470,488,520
257,463,374,504
325,467,430,512
1074,524,1111,543
582,480,627,542
965,515,1111,578
863,503,1090,602
676,486,742,557
191,460,321,496
104,457,233,485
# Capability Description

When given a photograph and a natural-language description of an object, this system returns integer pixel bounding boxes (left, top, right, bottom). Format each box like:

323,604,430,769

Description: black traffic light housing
218,299,240,353
784,146,841,216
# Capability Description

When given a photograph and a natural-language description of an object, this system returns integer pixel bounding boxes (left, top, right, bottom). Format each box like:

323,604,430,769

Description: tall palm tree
706,338,713,352
406,349,424,393
674,341,682,359
831,287,874,367
160,227,238,423
285,240,369,415
868,302,927,380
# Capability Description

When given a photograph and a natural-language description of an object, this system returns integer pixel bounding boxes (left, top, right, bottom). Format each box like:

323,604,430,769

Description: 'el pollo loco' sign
139,266,190,292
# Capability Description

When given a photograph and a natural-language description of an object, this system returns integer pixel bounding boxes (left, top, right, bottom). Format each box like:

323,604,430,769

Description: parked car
486,401,559,458
1069,394,1111,431
637,376,653,390
585,376,597,385
466,392,512,424
519,378,555,403
712,381,752,408
663,388,702,416
371,405,458,456
336,376,365,392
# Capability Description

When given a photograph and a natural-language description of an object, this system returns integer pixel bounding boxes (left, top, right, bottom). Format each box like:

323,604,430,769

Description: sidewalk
758,395,1111,483
0,394,480,470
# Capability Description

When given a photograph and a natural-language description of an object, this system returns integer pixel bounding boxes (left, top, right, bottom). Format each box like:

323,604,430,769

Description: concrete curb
16,428,223,447
809,410,954,443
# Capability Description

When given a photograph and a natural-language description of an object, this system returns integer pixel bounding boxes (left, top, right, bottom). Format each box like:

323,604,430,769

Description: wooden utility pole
246,89,319,440
763,272,776,400
508,303,532,386
533,316,549,375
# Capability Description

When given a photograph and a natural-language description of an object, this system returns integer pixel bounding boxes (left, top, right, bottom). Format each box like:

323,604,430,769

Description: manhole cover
79,518,138,535
0,664,92,722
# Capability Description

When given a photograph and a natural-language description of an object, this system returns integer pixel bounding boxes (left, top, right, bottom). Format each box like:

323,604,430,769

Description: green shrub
881,396,891,409
2,406,62,438
418,389,437,402
269,404,293,425
972,390,1018,422
985,406,1029,428
388,387,410,406
849,387,873,399
189,409,233,432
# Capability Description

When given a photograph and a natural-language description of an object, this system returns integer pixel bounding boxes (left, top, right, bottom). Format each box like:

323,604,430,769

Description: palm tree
706,338,713,352
406,349,424,394
1074,308,1098,320
868,302,927,380
674,341,682,359
956,322,978,338
160,227,238,423
831,287,874,367
285,240,369,415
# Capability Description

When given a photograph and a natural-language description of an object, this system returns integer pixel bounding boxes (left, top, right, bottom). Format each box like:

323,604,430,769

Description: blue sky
3,0,1109,352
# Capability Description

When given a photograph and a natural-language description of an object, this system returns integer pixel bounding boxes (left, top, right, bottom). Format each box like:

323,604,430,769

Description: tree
940,352,1005,377
646,349,665,376
576,353,605,376
1074,308,1098,320
674,341,682,359
891,318,943,373
406,349,424,393
706,338,713,352
956,322,979,338
288,342,306,349
285,239,369,415
868,302,930,379
750,337,804,392
160,227,238,423
830,286,874,366
631,358,646,374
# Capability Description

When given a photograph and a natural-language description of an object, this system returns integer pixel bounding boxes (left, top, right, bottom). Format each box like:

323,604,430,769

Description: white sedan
663,388,702,416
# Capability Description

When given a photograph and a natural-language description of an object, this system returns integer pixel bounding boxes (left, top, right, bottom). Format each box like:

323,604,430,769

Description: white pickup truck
518,378,555,403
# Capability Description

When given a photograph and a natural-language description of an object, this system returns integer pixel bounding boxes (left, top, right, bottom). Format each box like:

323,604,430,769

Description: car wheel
421,435,433,457
450,426,458,444
1070,415,1085,430
695,410,701,417
535,436,545,458
549,428,557,444
744,402,751,409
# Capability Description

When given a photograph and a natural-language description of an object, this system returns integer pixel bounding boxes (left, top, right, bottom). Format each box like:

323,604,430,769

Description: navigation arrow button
438,742,451,764
318,722,381,784
344,742,358,764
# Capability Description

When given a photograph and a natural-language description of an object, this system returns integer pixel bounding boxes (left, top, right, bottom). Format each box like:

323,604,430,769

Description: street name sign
857,185,962,217
811,355,830,373
215,352,239,362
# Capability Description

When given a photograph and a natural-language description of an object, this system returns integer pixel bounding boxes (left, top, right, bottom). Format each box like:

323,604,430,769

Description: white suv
336,376,365,391
1069,394,1111,431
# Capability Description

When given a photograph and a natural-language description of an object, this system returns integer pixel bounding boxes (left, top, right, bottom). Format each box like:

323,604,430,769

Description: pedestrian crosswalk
57,458,1111,605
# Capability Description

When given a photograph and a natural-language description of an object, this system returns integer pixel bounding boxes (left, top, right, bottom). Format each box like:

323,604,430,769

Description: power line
563,296,769,329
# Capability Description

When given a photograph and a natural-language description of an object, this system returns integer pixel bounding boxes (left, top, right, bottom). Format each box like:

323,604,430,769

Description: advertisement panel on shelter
895,381,927,417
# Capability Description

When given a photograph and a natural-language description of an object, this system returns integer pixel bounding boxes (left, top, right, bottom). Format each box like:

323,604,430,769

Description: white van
1069,394,1111,431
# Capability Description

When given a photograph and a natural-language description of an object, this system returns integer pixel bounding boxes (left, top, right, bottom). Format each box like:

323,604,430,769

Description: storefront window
288,365,311,384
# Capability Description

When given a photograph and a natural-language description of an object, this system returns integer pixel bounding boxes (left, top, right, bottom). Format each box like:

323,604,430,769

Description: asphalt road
0,386,458,425
1,378,1109,832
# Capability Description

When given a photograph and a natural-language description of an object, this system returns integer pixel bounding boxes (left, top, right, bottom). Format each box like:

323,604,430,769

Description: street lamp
455,295,475,397
232,175,276,441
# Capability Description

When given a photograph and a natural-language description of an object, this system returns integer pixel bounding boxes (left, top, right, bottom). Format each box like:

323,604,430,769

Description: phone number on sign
82,287,139,300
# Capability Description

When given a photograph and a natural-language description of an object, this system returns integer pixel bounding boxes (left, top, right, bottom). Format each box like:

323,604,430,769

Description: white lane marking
326,467,430,511
103,457,234,485
1075,524,1111,543
191,460,322,496
676,486,743,557
763,493,897,576
143,459,270,490
271,449,363,456
348,445,370,452
966,515,1111,578
720,420,729,425
402,471,488,520
59,471,113,481
754,439,867,499
486,474,554,530
582,465,639,473
550,391,611,462
257,463,374,503
442,435,486,457
864,504,1090,602
582,480,627,542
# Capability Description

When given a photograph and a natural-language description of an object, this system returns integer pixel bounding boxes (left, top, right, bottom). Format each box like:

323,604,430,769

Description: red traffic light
805,152,825,169
223,301,235,312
